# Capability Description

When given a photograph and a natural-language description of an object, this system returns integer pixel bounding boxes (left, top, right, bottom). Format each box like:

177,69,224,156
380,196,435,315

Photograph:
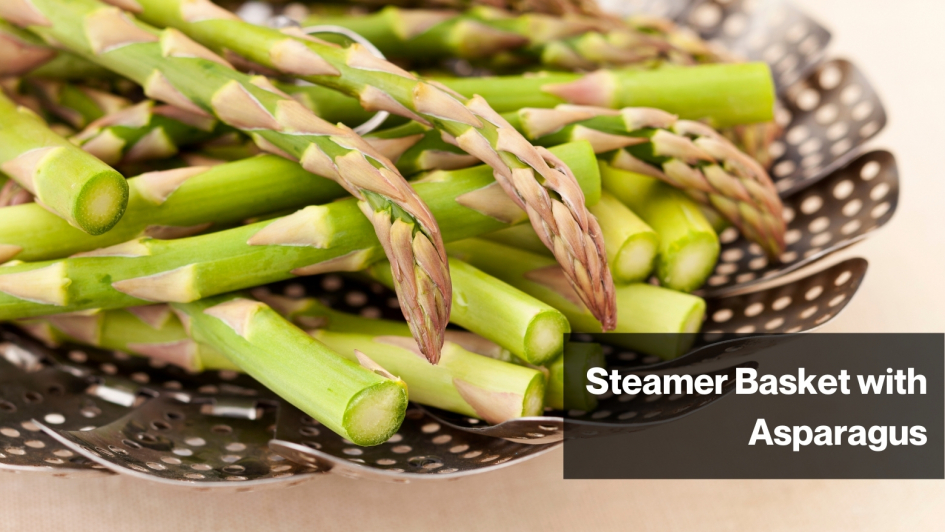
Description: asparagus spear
16,305,238,372
600,161,720,293
311,330,545,423
0,155,346,264
72,100,233,166
0,141,596,320
129,0,616,331
4,0,451,363
447,239,705,359
0,91,128,236
174,294,408,446
368,258,570,365
251,287,513,361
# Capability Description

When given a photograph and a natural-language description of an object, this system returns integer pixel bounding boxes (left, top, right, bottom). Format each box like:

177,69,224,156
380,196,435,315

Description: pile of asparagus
0,0,784,446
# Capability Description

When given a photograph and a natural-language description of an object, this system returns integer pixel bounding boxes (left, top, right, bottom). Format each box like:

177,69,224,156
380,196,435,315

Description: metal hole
818,65,843,89
772,296,792,310
841,220,862,235
842,199,863,217
744,302,764,317
860,161,881,180
43,413,65,425
841,84,862,105
826,122,848,140
808,216,830,233
871,202,891,219
833,180,854,199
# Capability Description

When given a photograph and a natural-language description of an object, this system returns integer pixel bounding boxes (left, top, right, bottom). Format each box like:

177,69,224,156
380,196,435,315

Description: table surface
2,1,944,530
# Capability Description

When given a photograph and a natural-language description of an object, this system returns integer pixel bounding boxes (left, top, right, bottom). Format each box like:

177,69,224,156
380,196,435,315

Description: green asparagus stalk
368,258,570,365
547,341,605,411
447,239,705,359
72,100,233,166
433,63,775,128
174,294,408,446
4,0,452,363
588,191,659,285
600,161,719,293
0,91,128,235
16,305,238,372
129,0,616,331
251,287,513,361
0,141,596,321
311,329,545,423
0,155,346,264
20,78,130,129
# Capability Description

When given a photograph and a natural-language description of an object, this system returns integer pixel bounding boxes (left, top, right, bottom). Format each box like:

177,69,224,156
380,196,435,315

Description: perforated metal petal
771,60,888,196
0,334,141,475
39,394,321,488
705,152,894,295
0,361,111,474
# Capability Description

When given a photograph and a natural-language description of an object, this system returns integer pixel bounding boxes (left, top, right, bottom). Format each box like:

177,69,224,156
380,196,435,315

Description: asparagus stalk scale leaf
2,0,451,363
127,0,616,331
0,91,129,236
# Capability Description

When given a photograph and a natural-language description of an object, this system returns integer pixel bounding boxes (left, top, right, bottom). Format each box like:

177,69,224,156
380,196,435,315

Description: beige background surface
2,1,944,530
